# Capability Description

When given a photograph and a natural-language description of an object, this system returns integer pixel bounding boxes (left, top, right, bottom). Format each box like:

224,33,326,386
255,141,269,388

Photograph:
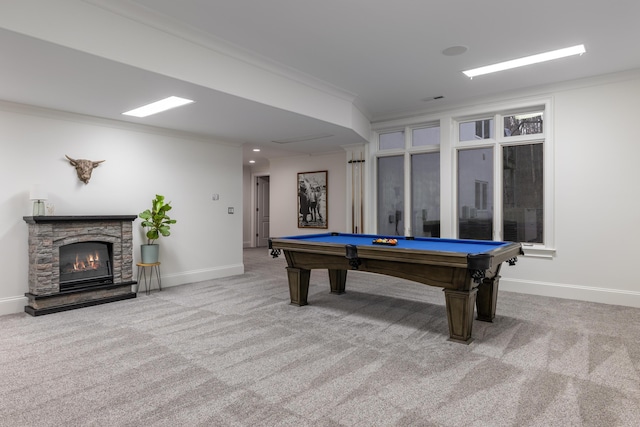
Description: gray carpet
1,248,640,426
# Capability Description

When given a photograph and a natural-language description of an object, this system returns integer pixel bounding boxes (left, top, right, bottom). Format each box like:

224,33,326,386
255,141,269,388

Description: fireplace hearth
23,215,137,315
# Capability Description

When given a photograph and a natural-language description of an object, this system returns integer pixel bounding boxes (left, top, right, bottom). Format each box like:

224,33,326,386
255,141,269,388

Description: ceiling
2,0,640,167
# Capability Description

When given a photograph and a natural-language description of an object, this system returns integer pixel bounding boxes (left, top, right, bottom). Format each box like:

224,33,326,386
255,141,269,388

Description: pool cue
351,152,355,233
354,153,359,234
357,154,360,233
360,150,364,234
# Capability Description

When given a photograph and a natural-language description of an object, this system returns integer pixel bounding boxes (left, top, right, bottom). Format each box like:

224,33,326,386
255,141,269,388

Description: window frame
371,98,555,258
452,102,553,257
378,128,406,151
372,122,440,237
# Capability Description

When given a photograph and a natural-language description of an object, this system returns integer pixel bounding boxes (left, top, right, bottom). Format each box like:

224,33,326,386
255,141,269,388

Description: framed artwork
298,170,328,228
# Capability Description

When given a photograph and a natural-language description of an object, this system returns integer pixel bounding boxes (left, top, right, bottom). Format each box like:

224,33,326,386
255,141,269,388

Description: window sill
521,245,556,259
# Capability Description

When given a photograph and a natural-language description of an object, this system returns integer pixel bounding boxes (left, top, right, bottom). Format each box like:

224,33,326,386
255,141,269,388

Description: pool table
269,232,522,344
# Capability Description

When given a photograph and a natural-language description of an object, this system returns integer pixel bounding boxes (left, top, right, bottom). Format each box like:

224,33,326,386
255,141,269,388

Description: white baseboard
0,296,28,317
501,278,640,308
144,263,245,289
4,273,637,316
0,264,245,316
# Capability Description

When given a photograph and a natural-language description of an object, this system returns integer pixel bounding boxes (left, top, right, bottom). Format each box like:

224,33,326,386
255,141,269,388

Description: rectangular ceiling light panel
123,96,194,117
463,44,586,78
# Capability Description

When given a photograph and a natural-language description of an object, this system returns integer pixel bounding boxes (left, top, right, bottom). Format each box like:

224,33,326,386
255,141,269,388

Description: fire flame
73,251,101,271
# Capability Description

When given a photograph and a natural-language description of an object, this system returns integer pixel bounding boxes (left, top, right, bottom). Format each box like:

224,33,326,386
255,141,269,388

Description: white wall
500,72,640,306
269,152,347,238
0,102,244,315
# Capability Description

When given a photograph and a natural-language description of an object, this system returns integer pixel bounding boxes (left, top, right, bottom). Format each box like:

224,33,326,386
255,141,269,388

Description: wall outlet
228,207,234,214
212,194,219,201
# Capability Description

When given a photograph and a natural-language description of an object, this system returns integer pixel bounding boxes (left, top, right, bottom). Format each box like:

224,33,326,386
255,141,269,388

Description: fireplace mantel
23,215,138,315
24,215,138,223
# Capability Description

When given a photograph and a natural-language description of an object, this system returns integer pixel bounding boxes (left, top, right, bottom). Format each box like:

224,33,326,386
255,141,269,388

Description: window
412,126,440,147
503,112,543,136
377,155,404,236
375,123,440,237
458,148,493,240
503,144,543,243
373,101,551,253
379,130,405,150
411,152,440,237
456,109,545,243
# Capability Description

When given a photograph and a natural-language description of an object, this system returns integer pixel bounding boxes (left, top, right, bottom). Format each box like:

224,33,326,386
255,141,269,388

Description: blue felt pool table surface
280,232,511,255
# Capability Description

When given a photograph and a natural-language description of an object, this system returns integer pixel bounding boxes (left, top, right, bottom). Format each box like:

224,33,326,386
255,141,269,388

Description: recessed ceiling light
463,44,586,79
249,160,256,164
253,148,261,152
122,96,194,117
442,45,468,56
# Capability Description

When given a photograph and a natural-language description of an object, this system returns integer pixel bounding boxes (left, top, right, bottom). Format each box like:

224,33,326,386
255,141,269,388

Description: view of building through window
503,144,543,242
458,147,493,240
411,152,440,237
377,155,404,236
503,112,543,136
379,130,405,150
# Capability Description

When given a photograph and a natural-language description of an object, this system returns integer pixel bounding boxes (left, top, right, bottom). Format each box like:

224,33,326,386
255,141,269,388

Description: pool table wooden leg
328,269,347,294
443,288,478,344
476,275,500,322
286,267,310,306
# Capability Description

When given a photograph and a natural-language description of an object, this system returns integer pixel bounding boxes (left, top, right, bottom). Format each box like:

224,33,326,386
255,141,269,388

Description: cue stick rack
348,151,365,234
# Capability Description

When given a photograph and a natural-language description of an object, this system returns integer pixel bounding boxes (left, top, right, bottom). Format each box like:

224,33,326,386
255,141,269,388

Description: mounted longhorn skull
65,155,105,184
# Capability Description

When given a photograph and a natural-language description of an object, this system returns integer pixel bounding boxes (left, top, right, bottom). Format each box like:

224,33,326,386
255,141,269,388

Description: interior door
256,175,270,247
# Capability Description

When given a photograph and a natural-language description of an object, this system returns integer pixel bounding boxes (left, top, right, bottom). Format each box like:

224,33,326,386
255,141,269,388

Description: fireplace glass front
59,242,113,291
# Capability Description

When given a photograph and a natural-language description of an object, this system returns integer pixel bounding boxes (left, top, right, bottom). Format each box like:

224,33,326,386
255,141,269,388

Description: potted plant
138,194,177,263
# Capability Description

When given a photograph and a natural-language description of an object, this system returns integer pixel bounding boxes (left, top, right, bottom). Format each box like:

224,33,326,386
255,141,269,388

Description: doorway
255,175,270,247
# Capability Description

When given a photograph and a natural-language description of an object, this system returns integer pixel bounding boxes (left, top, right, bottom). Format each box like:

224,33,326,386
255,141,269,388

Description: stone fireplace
23,215,137,315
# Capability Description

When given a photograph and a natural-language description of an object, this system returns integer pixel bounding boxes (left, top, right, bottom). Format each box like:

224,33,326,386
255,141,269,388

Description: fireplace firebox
59,241,114,291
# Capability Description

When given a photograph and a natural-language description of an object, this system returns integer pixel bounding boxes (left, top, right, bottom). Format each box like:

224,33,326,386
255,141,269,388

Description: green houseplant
139,194,177,263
